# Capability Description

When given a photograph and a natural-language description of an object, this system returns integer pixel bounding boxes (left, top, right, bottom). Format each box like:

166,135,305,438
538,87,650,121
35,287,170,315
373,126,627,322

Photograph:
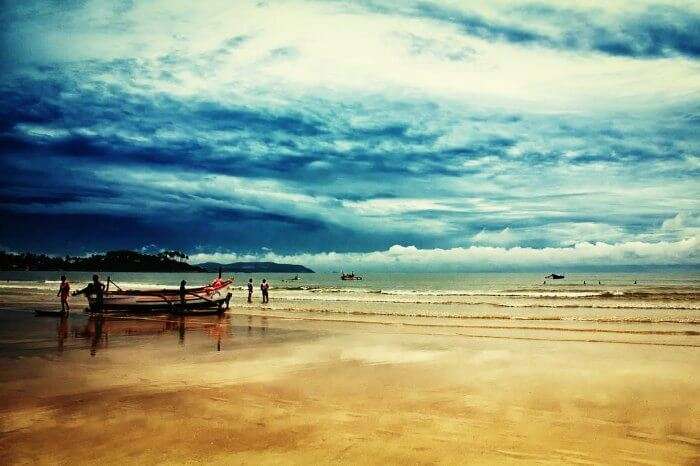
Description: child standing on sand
57,275,70,313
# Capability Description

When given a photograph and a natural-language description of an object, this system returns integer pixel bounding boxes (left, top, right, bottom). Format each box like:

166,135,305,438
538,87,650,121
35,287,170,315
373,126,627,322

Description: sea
1,270,698,328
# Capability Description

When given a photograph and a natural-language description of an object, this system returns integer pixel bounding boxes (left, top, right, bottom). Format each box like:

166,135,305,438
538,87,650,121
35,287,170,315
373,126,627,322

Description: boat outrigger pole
106,276,123,291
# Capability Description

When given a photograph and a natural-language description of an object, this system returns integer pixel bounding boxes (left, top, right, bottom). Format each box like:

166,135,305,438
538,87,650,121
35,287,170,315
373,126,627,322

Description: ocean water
1,271,698,324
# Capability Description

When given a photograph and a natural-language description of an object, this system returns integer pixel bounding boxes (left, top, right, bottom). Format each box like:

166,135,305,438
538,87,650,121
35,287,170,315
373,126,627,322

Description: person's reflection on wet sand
261,316,268,335
57,314,68,353
90,315,104,357
247,315,253,335
216,314,226,351
178,316,186,346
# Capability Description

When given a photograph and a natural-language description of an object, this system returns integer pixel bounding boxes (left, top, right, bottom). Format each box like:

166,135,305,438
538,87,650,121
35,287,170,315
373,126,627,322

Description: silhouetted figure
261,279,269,303
180,280,187,305
598,281,602,285
57,275,70,313
247,278,253,303
583,281,586,285
74,274,105,312
634,280,637,285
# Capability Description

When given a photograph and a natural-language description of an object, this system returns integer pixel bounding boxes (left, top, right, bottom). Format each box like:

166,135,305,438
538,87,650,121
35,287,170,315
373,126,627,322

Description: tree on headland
0,250,203,272
158,250,189,263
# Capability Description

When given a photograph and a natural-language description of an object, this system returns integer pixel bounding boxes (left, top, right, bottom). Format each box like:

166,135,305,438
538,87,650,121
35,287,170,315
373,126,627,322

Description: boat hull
86,281,233,313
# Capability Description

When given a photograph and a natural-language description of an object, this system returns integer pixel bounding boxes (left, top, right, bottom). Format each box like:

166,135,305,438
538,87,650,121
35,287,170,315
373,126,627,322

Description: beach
0,272,698,464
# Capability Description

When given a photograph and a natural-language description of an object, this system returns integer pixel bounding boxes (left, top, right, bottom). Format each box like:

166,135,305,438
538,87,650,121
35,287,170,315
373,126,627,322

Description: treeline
0,250,204,272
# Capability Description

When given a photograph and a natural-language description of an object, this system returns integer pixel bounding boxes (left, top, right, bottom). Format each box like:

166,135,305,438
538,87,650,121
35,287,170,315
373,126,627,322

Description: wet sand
0,309,698,465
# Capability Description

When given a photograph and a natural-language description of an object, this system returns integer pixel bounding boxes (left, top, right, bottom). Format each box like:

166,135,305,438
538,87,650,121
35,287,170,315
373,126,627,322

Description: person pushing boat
73,274,105,312
180,280,187,306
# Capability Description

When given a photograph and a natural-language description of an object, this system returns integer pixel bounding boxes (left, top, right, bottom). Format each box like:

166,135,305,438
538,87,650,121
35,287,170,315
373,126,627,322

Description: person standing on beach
180,280,187,306
247,278,253,303
73,274,105,312
57,275,70,313
261,279,269,303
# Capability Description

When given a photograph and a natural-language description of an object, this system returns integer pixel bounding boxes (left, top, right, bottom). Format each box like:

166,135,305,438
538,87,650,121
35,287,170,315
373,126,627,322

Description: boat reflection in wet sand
87,278,233,314
76,314,233,355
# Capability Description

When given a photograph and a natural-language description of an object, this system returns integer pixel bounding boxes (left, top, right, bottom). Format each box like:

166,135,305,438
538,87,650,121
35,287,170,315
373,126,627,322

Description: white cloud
190,237,698,271
661,212,700,239
7,0,700,113
342,198,463,215
471,223,630,247
472,227,517,246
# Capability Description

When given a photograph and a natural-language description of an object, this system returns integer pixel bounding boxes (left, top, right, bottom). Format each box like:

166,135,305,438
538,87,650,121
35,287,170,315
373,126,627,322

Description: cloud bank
190,238,698,272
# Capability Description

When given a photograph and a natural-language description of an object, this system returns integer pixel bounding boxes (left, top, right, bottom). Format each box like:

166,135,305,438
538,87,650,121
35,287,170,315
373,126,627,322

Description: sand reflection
60,314,239,355
0,311,697,465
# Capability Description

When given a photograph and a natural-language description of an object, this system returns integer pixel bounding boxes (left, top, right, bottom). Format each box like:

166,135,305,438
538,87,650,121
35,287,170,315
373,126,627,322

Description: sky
0,0,698,271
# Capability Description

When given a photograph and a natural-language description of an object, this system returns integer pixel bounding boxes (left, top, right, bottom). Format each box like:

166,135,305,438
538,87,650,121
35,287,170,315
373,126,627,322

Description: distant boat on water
340,272,362,281
545,274,565,279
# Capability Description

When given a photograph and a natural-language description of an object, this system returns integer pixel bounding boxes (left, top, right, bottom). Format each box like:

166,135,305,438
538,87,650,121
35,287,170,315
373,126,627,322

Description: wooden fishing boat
86,278,233,313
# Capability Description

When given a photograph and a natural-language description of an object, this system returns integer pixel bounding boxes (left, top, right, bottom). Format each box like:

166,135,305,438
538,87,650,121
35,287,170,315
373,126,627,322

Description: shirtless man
73,274,105,312
57,275,70,313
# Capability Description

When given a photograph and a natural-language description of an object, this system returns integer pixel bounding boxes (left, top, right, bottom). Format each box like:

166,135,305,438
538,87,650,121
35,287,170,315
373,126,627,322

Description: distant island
0,250,315,274
198,262,315,273
0,250,204,272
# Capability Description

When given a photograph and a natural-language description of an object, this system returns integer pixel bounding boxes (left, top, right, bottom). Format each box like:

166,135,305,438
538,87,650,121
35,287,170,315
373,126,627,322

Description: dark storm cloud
1,66,696,187
515,3,700,58
412,2,545,45
359,1,700,58
0,0,698,257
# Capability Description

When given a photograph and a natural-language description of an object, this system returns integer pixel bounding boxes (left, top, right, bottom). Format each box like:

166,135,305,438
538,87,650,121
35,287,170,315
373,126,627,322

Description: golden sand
0,313,698,465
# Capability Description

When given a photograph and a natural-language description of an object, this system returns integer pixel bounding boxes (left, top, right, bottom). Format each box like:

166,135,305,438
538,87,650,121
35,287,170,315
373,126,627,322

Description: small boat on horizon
340,272,362,281
86,278,233,314
545,274,565,280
